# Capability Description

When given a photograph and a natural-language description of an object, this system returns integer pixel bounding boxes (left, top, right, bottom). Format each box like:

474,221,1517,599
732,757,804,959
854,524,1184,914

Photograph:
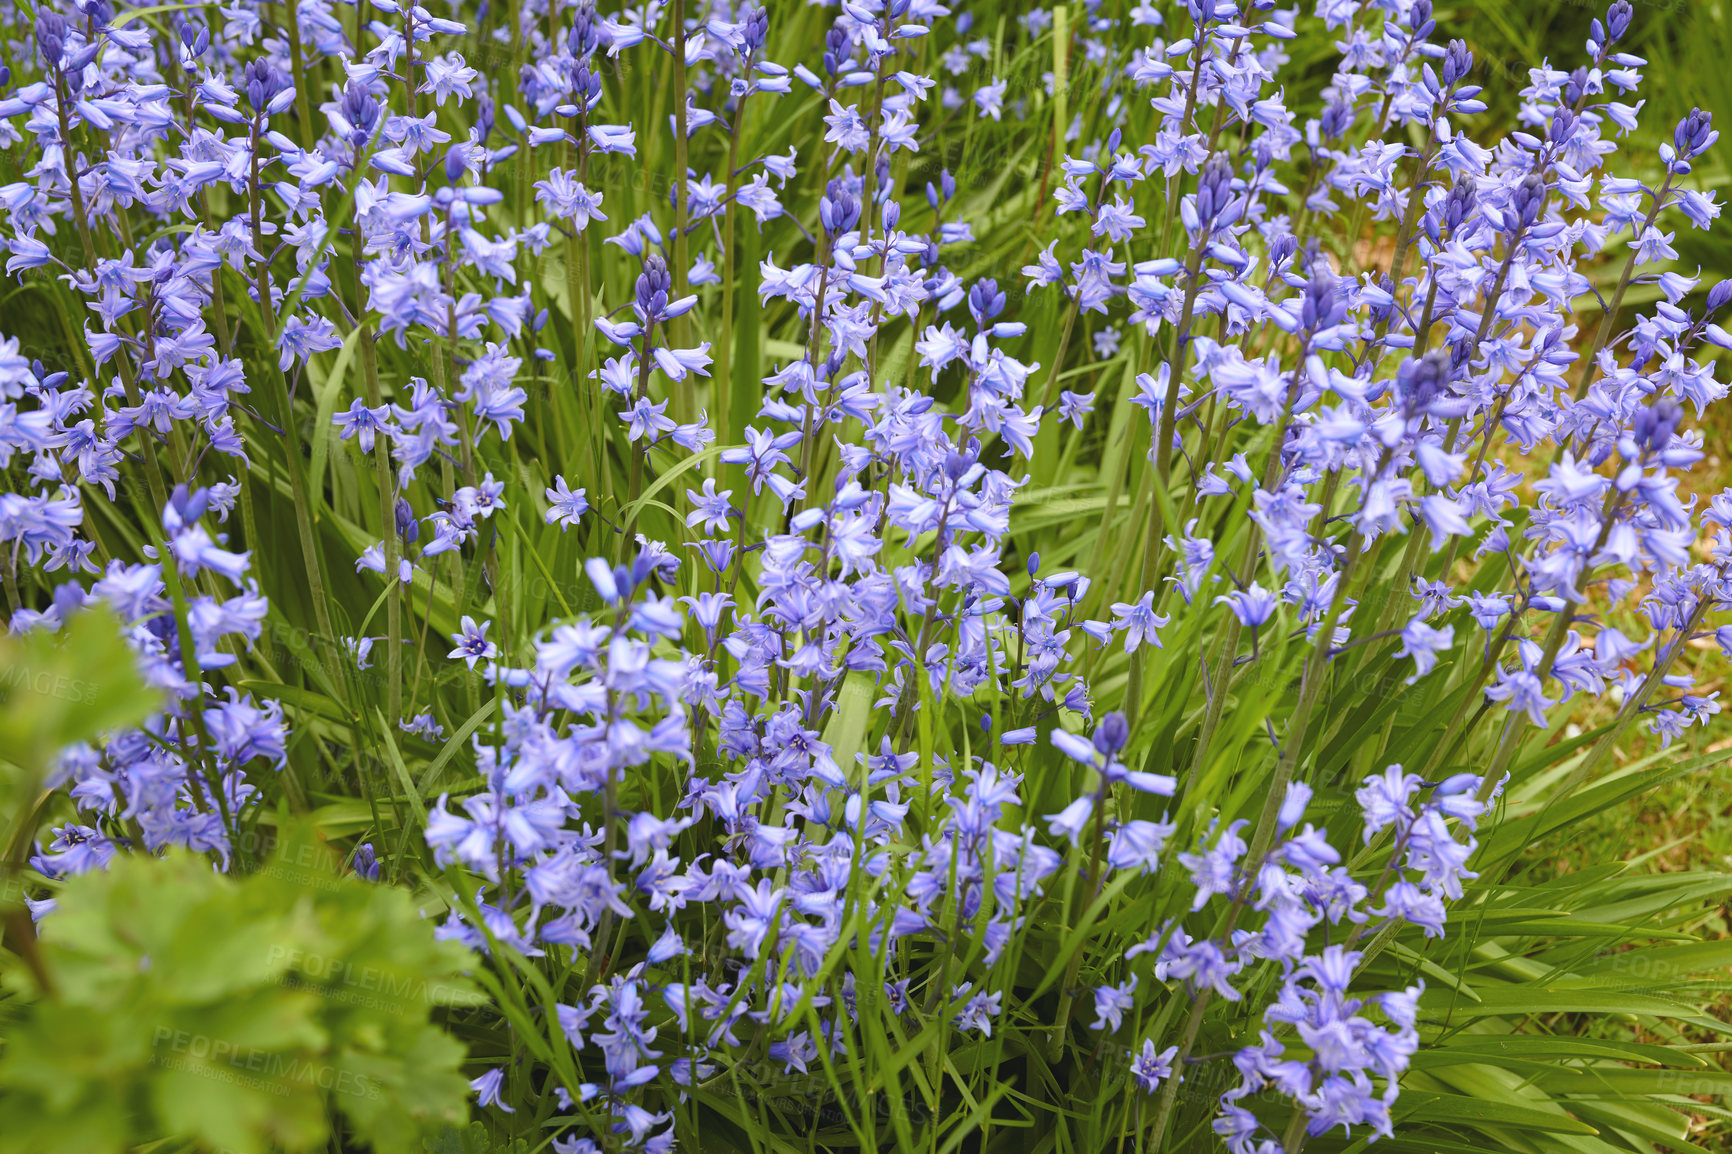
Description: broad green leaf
1395,1090,1599,1135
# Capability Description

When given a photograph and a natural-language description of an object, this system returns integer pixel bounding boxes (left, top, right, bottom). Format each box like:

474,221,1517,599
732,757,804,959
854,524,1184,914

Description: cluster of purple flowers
18,479,284,894
2,0,1730,1145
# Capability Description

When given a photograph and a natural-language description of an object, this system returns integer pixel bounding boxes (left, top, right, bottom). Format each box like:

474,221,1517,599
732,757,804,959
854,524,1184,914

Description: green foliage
0,606,160,822
0,608,164,1001
0,825,482,1154
423,1121,534,1154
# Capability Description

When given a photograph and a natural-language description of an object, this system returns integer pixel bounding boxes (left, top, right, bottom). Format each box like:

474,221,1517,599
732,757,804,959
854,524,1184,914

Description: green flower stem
1571,172,1675,405
1474,486,1626,805
251,123,335,648
713,88,751,468
349,222,403,728
671,0,696,427
1151,527,1364,1151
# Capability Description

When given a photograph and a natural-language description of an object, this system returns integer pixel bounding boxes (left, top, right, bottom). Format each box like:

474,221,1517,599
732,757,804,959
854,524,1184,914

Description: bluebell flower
447,615,497,670
470,1068,516,1112
1109,591,1170,652
352,843,380,882
1090,976,1138,1031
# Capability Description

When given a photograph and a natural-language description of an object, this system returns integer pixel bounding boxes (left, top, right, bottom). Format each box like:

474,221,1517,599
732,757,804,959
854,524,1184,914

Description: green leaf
1394,1090,1600,1135
417,699,497,792
307,325,364,524
422,1121,531,1154
819,672,878,782
0,608,161,872
108,0,218,28
1424,984,1698,1018
0,825,476,1154
1565,1100,1713,1154
0,606,161,774
1569,940,1732,981
373,709,428,821
1434,1035,1709,1068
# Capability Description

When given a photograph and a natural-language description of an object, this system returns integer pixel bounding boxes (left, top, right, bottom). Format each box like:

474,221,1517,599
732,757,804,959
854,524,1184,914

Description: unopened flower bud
1441,39,1472,86
967,278,1005,325
1442,173,1477,232
1631,398,1683,455
1320,99,1354,141
1675,108,1717,160
741,3,769,52
819,180,861,235
1093,711,1130,756
1396,348,1451,417
395,497,420,545
635,253,672,319
1508,173,1548,233
1606,0,1633,43
1707,279,1732,315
